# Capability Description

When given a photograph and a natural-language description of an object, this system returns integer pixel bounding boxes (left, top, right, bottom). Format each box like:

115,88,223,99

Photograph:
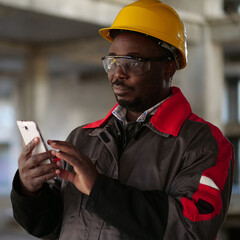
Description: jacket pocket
90,150,118,179
59,217,88,240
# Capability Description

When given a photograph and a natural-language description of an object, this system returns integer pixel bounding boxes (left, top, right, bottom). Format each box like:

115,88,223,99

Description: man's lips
112,85,132,95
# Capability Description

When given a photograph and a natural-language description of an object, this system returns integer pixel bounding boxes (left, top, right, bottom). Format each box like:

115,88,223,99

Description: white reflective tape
200,176,220,190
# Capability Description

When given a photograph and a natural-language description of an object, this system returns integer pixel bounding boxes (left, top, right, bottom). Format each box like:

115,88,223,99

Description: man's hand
18,137,58,197
48,140,99,195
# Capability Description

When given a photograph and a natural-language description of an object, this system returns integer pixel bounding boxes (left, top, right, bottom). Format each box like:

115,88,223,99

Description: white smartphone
17,120,51,164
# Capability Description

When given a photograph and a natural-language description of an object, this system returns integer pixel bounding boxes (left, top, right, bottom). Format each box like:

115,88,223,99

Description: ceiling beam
210,14,240,43
0,0,123,26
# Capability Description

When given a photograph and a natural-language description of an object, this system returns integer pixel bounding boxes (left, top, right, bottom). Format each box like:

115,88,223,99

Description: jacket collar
150,87,192,137
83,87,192,137
83,104,118,129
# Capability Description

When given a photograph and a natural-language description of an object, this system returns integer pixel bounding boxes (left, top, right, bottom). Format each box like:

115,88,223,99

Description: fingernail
51,150,56,155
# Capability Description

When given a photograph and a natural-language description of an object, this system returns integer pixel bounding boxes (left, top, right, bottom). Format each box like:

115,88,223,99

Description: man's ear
164,61,177,80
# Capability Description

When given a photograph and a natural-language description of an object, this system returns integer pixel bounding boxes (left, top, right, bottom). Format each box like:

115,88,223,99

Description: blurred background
0,0,239,239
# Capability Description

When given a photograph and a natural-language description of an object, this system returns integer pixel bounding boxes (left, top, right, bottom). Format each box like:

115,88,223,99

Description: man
11,0,234,239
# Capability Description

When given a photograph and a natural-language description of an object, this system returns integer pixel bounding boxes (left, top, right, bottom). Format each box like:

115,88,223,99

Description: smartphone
17,120,51,164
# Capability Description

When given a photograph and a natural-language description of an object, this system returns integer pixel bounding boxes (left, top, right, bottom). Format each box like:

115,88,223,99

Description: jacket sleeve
10,171,62,239
164,141,234,240
85,126,234,240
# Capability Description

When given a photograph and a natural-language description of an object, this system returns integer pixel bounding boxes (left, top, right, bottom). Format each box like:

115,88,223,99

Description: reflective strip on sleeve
200,176,220,191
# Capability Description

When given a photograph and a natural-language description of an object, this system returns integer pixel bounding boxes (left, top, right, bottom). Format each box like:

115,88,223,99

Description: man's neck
126,110,143,122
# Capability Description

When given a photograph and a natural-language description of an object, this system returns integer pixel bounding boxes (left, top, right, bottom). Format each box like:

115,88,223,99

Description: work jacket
11,87,234,240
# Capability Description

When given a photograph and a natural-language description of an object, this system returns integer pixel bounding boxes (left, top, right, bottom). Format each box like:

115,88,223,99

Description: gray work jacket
11,87,234,240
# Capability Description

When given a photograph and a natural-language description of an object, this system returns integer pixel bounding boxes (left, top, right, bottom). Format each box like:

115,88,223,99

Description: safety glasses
101,55,172,76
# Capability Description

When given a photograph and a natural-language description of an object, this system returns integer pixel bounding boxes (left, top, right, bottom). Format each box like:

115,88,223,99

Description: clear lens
102,56,150,76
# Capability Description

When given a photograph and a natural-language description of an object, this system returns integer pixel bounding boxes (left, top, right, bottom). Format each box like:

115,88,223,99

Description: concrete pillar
22,49,49,131
203,0,224,17
202,0,225,130
203,26,225,129
173,21,206,118
174,40,206,118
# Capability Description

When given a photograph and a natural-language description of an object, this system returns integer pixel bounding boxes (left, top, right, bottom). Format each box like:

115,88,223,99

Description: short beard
115,95,146,112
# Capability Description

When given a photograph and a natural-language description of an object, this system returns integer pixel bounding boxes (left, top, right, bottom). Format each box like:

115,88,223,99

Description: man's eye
130,61,140,67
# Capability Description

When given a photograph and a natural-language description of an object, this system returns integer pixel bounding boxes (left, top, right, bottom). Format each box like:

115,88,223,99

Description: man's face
107,32,172,112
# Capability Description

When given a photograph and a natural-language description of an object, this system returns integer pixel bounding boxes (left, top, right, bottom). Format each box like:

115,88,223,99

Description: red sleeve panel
164,113,234,240
181,114,234,222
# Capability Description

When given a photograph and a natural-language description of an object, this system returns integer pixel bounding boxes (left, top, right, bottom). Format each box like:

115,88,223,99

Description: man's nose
114,63,128,78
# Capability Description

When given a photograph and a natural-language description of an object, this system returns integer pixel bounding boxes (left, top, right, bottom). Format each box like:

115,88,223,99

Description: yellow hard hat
99,0,187,69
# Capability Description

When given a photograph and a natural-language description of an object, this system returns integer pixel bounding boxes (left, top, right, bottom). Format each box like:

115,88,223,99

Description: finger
29,150,53,167
30,170,58,190
48,140,68,148
48,140,76,154
30,162,58,178
56,169,75,183
50,141,88,164
54,151,82,171
19,138,39,163
19,161,58,193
